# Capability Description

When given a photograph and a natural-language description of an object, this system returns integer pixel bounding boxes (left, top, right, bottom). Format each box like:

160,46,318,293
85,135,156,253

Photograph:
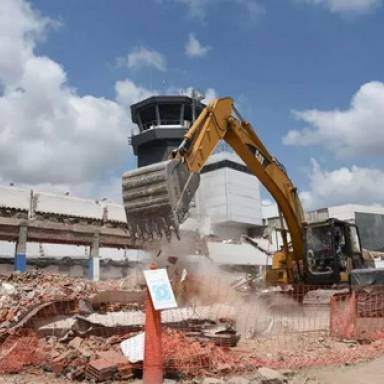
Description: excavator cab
304,219,365,285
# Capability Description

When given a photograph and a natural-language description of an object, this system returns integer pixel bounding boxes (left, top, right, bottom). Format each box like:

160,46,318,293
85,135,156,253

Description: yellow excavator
122,97,379,288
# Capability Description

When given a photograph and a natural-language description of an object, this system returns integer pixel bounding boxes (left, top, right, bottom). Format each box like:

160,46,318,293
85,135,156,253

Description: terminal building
0,95,269,277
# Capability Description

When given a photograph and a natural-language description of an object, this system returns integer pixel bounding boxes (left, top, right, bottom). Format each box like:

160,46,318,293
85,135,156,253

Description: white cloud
263,160,384,212
115,79,156,107
300,159,384,210
173,0,213,18
9,176,124,203
203,87,217,102
116,81,217,108
172,0,264,19
300,0,382,15
170,86,217,104
0,0,53,85
283,82,384,157
115,79,157,136
185,33,210,57
0,0,158,202
119,47,167,71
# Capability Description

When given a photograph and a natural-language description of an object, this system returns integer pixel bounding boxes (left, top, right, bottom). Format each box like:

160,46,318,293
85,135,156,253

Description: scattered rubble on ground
258,367,286,384
0,272,242,381
1,272,384,383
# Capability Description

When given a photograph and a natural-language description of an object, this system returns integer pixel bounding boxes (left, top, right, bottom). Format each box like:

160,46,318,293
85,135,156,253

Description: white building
263,202,384,255
306,204,384,252
193,151,263,238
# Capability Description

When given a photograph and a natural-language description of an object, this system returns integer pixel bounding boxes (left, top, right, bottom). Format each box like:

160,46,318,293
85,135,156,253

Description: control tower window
159,104,184,126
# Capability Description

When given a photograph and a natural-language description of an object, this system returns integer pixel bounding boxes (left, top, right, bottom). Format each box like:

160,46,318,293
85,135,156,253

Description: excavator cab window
304,220,366,284
305,225,335,275
348,225,361,253
334,224,348,272
346,224,365,269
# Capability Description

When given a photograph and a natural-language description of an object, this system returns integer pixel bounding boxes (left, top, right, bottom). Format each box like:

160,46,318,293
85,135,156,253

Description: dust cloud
139,235,302,339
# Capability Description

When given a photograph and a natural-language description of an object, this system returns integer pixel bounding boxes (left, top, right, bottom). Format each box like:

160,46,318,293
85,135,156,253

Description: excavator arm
122,97,306,278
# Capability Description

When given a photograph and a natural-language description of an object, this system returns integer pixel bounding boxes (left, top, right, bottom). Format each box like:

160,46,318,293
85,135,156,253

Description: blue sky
1,0,384,208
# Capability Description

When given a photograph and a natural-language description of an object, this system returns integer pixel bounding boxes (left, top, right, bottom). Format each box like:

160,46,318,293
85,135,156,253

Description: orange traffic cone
143,264,163,384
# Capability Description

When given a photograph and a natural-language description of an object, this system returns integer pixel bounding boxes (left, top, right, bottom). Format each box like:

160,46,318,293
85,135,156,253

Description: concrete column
15,224,28,272
88,233,100,281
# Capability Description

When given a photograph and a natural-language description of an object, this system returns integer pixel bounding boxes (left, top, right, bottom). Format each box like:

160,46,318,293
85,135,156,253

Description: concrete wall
0,240,147,261
0,257,142,280
0,239,150,279
196,152,262,237
328,205,355,222
207,241,272,266
355,212,384,252
305,208,329,223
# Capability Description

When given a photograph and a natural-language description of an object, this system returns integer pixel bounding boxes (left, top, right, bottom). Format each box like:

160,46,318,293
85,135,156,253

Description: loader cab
304,219,365,285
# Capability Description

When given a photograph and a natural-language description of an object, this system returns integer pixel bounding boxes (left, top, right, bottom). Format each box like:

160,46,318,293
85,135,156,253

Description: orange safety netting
162,329,262,376
161,329,384,374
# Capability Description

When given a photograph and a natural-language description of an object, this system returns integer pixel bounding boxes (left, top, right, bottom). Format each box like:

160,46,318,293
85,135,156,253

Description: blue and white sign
143,268,178,310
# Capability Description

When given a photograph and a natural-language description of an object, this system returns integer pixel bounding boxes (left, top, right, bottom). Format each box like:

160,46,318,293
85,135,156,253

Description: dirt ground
292,356,384,384
1,357,384,384
0,372,140,384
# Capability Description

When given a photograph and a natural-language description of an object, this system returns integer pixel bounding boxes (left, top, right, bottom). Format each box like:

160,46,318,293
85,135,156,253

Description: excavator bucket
122,159,200,241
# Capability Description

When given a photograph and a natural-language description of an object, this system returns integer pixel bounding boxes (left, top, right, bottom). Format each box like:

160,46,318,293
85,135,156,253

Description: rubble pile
0,272,146,379
0,272,144,334
43,329,243,380
1,272,384,382
0,272,244,381
0,272,94,328
162,329,250,376
0,273,88,329
0,329,46,374
47,333,135,381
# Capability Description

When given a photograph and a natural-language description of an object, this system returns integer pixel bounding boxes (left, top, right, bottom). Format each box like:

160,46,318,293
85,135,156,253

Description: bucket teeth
147,222,154,241
154,220,162,239
122,159,200,242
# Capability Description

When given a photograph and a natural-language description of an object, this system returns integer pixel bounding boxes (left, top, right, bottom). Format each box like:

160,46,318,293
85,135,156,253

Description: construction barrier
143,265,163,384
331,288,384,340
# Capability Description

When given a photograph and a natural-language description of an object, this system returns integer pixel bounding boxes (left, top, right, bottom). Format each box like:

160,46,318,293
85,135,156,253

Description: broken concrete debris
201,378,225,384
0,272,243,381
1,271,384,383
0,282,17,296
226,377,251,384
86,358,118,381
121,332,145,362
258,367,287,384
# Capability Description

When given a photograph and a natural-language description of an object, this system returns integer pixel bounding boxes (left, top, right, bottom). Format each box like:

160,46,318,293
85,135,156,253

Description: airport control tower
130,95,205,167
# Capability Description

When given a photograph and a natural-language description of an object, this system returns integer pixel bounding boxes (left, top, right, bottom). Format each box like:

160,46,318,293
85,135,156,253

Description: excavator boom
122,97,306,273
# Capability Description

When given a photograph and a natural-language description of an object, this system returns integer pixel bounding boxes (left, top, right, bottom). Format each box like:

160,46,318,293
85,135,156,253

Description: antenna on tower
191,88,205,122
